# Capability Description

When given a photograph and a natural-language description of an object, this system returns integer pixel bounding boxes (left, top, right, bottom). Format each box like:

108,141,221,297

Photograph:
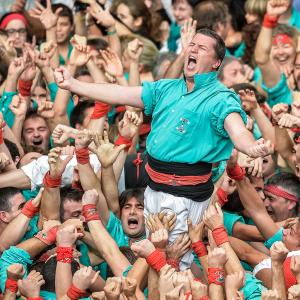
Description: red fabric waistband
145,163,211,186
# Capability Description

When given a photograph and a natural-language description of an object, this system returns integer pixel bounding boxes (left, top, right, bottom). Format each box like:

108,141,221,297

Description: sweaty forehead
192,33,216,47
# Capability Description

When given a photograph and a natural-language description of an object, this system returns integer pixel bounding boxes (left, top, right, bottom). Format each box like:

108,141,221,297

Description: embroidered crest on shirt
176,117,190,134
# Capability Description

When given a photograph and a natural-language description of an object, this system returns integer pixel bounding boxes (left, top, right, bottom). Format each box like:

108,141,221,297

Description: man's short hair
119,188,145,209
196,28,226,66
52,3,73,25
60,186,83,221
0,187,21,212
4,138,20,164
70,101,95,128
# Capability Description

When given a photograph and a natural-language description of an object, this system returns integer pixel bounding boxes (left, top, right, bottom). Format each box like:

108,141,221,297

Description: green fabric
241,261,253,272
212,160,227,183
252,122,262,140
78,242,92,266
59,43,73,66
0,90,18,128
141,72,247,163
40,290,89,300
223,211,245,236
167,22,181,52
264,227,283,249
241,272,266,300
261,74,292,108
289,8,300,30
122,265,133,277
22,189,39,201
244,216,255,226
233,42,246,58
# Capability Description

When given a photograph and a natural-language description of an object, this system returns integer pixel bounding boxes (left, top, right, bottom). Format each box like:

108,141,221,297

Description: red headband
272,34,293,46
0,13,28,30
264,184,298,202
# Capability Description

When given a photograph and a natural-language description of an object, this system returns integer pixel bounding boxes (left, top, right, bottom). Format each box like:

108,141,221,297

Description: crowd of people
0,0,299,299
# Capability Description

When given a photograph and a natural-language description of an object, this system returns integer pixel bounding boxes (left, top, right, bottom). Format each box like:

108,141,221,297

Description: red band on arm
217,188,228,207
18,80,33,97
21,200,39,218
67,284,88,300
27,297,44,300
226,164,245,181
91,102,111,119
43,171,61,188
146,249,167,272
114,135,132,150
82,204,100,222
208,268,225,285
56,247,73,264
200,297,210,300
35,226,59,245
191,241,207,257
5,278,18,293
75,148,89,165
167,258,179,271
262,14,278,28
185,291,192,300
212,226,229,246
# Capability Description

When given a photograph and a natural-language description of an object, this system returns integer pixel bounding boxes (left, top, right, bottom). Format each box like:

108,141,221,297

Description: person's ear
0,211,10,223
133,17,143,30
212,59,221,70
287,200,296,211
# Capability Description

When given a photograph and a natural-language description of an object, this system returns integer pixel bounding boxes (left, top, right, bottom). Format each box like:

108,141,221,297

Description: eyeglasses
6,28,27,36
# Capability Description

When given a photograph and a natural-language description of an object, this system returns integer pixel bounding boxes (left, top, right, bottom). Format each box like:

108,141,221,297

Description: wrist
263,14,278,28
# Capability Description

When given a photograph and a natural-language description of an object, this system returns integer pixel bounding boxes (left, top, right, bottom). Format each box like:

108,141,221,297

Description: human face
262,155,276,179
1,193,26,224
245,13,259,24
116,3,136,31
56,16,73,44
32,86,48,103
184,34,221,79
250,176,265,201
221,60,248,87
282,221,300,251
172,0,193,26
121,197,145,238
294,53,300,92
5,19,27,49
271,39,296,68
63,199,82,222
23,117,50,152
264,191,296,222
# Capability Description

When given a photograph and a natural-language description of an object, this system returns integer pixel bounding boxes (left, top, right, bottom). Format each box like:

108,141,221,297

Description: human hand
146,213,165,234
37,101,55,119
30,0,63,30
291,256,300,283
6,264,25,281
261,289,280,300
90,130,126,168
159,265,175,296
247,139,274,158
242,157,263,178
288,284,300,300
181,18,197,52
174,272,191,293
10,0,27,12
165,283,184,300
82,189,99,206
122,277,137,298
158,211,177,232
75,129,93,150
225,271,245,292
40,40,57,60
270,241,289,264
243,64,254,82
48,147,73,179
8,57,26,78
104,277,122,300
220,175,236,195
56,224,83,247
203,203,224,231
54,66,74,90
208,246,227,268
238,89,258,112
0,35,17,63
17,270,45,298
127,39,144,62
272,103,289,124
131,239,155,258
69,43,91,67
87,2,115,29
31,187,44,208
72,266,99,291
0,152,11,173
166,234,191,261
151,228,169,250
100,48,123,78
266,0,289,17
187,219,205,243
9,95,27,118
191,280,208,299
52,124,78,145
278,113,300,129
91,291,106,300
118,111,142,139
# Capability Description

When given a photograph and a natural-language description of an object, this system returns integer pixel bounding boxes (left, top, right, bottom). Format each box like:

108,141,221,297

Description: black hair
70,101,95,129
119,188,145,209
0,187,22,212
52,3,74,25
74,66,90,79
4,138,20,163
222,190,245,213
87,38,108,51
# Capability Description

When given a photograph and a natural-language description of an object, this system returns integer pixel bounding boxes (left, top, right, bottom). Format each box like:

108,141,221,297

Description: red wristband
167,258,179,271
21,200,39,218
75,148,89,165
43,171,61,188
208,267,225,285
212,226,229,246
217,188,228,207
27,298,44,300
5,278,18,293
67,284,88,300
56,246,73,263
200,297,210,300
35,226,59,245
90,102,111,119
82,204,100,222
191,241,207,257
185,291,192,299
262,14,278,28
18,79,33,97
146,249,167,272
226,164,245,181
114,135,132,150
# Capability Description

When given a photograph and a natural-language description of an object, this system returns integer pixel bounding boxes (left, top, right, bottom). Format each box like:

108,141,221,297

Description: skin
32,86,48,103
221,60,249,87
282,221,300,250
116,3,138,31
73,106,94,130
5,19,27,49
19,152,43,167
56,16,73,45
245,13,259,24
22,117,50,152
172,0,193,26
62,199,82,222
293,52,300,91
271,39,296,68
0,193,25,224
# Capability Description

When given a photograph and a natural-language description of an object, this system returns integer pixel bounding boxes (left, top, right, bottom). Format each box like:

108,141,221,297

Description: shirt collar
192,71,218,89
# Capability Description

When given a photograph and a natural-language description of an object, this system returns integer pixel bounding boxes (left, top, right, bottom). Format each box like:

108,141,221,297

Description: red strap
185,291,192,299
167,258,179,271
208,268,225,285
191,241,207,257
115,135,132,150
217,188,228,207
284,256,297,289
291,127,300,133
90,102,110,119
264,184,298,202
272,34,293,46
146,249,167,272
21,200,39,218
212,226,229,246
133,153,143,179
56,247,73,264
27,298,44,300
18,79,33,97
226,164,245,181
35,226,59,245
262,14,278,28
82,204,100,222
67,284,88,300
43,171,61,188
75,148,89,165
200,297,210,300
5,278,18,293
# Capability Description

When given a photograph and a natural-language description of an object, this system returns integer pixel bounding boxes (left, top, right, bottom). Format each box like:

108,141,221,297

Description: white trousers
144,186,210,270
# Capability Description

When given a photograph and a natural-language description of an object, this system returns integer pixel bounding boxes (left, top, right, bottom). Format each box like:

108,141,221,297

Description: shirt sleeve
47,82,58,102
210,93,247,138
141,81,159,116
223,211,245,236
264,227,283,249
0,90,18,128
106,211,123,241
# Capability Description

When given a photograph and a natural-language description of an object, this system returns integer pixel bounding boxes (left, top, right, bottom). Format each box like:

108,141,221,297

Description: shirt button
171,109,175,113
2,108,4,111
154,140,157,144
181,96,184,100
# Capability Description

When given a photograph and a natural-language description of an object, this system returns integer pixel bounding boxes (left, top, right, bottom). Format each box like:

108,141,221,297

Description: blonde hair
244,0,267,18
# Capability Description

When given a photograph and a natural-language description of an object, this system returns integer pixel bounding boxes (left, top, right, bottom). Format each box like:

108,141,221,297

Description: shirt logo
176,117,190,134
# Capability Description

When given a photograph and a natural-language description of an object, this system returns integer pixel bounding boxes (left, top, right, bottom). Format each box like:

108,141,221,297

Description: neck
185,77,195,91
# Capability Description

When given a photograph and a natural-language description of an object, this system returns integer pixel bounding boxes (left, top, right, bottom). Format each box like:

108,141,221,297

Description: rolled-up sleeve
141,81,158,116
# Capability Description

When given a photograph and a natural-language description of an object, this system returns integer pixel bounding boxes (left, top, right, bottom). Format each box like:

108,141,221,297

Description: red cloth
56,247,73,264
262,14,278,28
67,284,88,300
82,204,100,222
212,226,229,246
18,80,33,97
217,188,228,207
21,200,39,218
272,34,293,46
265,184,298,202
208,268,225,285
114,135,132,150
43,171,61,188
90,102,110,119
146,249,167,272
185,291,192,299
35,226,59,245
200,297,209,300
27,298,44,300
75,148,89,165
0,13,28,29
191,241,207,257
226,164,245,181
5,279,18,293
167,258,179,271
133,153,143,179
284,256,297,289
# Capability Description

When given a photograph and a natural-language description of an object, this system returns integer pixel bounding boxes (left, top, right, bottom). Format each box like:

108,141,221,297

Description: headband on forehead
0,13,28,30
264,184,298,202
272,34,293,46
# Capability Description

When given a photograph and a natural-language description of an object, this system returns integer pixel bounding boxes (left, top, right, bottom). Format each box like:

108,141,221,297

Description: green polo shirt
59,43,73,66
0,90,17,128
289,8,300,30
141,72,247,164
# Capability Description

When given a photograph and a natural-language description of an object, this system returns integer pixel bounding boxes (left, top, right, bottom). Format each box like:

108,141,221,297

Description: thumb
55,7,63,16
32,187,44,207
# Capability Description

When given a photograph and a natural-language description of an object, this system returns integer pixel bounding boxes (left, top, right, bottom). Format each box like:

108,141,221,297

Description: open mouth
187,56,197,70
128,217,138,229
32,139,43,146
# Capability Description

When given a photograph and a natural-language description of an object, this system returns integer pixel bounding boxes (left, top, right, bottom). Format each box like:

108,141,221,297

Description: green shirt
223,211,245,236
141,72,247,164
0,90,18,128
59,43,73,66
289,8,300,30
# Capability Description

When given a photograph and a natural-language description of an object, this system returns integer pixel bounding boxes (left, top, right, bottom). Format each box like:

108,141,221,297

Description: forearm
254,26,272,66
0,169,30,189
116,75,128,86
41,187,60,221
47,28,59,69
74,12,87,36
3,290,16,300
5,75,19,93
113,150,127,182
17,238,47,258
40,66,54,84
129,62,141,86
231,129,256,156
232,223,265,242
209,284,224,300
87,117,105,133
107,30,122,59
55,262,73,299
4,119,24,157
225,288,238,300
148,268,159,300
220,242,244,274
271,262,287,300
11,116,25,145
86,60,107,83
164,52,184,79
